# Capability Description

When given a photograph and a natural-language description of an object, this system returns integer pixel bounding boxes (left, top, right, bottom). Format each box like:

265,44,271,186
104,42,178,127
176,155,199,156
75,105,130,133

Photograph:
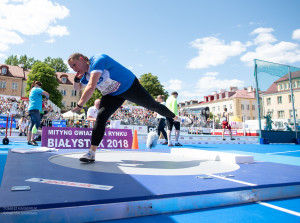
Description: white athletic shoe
79,151,95,162
146,131,159,149
177,116,193,125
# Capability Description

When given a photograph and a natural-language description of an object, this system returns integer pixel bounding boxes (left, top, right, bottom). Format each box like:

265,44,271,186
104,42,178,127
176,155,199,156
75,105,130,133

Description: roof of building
0,64,29,79
263,71,300,95
0,64,75,85
229,89,256,99
274,71,300,83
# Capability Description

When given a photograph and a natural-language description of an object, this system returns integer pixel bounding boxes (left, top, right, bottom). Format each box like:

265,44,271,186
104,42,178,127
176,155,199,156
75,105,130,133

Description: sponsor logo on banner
134,125,148,134
224,130,237,135
41,127,133,149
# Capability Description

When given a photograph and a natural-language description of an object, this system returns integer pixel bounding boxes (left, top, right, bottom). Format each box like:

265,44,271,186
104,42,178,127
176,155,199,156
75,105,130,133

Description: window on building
285,83,288,90
71,102,77,107
266,98,271,105
297,80,300,88
62,101,66,107
253,116,256,120
241,104,244,110
246,105,250,110
212,107,215,112
277,96,282,104
252,105,255,110
12,82,18,90
278,110,285,118
289,110,298,118
1,67,7,75
71,90,77,96
293,81,296,88
218,106,220,111
60,89,66,96
0,81,6,88
230,104,232,110
62,77,67,84
280,84,283,90
247,116,250,120
288,94,294,103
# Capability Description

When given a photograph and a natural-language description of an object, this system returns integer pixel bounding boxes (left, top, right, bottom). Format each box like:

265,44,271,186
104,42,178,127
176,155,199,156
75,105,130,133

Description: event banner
41,127,133,149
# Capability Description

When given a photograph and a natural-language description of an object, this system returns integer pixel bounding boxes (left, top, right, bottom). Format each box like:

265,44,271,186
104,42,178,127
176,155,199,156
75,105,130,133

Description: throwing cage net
254,59,300,140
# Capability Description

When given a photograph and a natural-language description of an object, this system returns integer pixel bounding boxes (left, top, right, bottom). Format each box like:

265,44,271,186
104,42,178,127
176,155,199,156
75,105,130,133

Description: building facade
179,86,258,122
0,64,81,112
262,71,300,124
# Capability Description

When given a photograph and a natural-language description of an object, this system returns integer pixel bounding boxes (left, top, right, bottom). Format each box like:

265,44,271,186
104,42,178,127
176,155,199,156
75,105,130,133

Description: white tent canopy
61,111,81,119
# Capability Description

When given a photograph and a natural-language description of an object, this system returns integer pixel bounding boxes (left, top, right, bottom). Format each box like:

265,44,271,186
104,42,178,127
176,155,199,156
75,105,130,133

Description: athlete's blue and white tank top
80,54,135,96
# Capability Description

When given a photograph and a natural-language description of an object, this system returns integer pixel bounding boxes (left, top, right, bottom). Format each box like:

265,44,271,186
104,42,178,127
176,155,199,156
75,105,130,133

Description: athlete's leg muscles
91,95,125,147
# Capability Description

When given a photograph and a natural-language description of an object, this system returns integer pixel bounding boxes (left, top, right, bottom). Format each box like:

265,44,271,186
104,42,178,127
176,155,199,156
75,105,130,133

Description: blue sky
1,0,300,102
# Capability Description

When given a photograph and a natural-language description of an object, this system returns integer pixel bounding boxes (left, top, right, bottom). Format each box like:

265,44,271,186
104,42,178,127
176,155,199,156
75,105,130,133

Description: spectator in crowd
283,122,292,131
18,116,28,136
87,99,100,128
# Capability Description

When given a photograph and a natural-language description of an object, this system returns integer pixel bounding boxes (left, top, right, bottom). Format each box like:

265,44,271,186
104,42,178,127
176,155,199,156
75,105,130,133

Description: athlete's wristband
74,76,81,83
77,104,83,108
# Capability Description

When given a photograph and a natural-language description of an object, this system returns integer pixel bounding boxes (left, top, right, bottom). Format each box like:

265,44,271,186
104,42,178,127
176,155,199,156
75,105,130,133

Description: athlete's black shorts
166,117,180,131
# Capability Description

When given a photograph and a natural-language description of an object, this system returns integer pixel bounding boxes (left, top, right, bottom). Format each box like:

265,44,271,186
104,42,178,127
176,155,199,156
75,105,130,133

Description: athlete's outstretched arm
72,72,101,113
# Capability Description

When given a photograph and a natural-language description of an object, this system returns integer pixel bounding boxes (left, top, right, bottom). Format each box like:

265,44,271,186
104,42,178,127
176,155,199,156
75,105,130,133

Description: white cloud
195,76,244,92
0,28,24,52
0,53,6,60
178,75,245,101
46,25,70,37
251,27,274,34
164,79,183,91
203,72,219,76
0,0,69,54
250,27,276,45
292,29,300,41
0,0,70,35
165,75,245,102
44,38,55,43
187,37,248,69
241,27,300,65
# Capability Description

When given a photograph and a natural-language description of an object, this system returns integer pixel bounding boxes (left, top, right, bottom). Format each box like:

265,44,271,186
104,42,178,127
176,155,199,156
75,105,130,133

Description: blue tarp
0,116,16,128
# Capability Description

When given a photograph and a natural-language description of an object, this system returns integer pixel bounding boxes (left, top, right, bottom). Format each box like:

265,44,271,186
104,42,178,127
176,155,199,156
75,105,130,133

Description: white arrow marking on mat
207,174,257,186
26,178,113,190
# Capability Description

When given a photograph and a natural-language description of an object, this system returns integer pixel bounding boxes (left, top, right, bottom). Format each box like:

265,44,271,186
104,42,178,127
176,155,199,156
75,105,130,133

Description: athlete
221,107,234,140
68,53,192,162
155,95,168,145
27,81,49,146
166,92,183,146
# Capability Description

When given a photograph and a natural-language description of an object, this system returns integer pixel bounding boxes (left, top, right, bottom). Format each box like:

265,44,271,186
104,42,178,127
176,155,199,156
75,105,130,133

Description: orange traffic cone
132,130,139,149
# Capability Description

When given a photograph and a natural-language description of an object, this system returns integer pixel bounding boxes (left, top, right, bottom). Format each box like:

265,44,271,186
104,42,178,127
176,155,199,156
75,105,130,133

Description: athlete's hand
72,106,82,114
75,72,84,80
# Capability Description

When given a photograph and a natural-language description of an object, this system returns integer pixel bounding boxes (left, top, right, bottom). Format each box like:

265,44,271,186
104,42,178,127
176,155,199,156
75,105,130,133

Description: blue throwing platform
0,146,300,222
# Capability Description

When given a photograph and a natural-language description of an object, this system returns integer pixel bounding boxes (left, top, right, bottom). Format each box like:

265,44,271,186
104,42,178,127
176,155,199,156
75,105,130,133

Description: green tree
5,54,36,69
139,73,168,99
5,55,19,66
26,62,63,108
44,57,69,73
85,89,102,108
